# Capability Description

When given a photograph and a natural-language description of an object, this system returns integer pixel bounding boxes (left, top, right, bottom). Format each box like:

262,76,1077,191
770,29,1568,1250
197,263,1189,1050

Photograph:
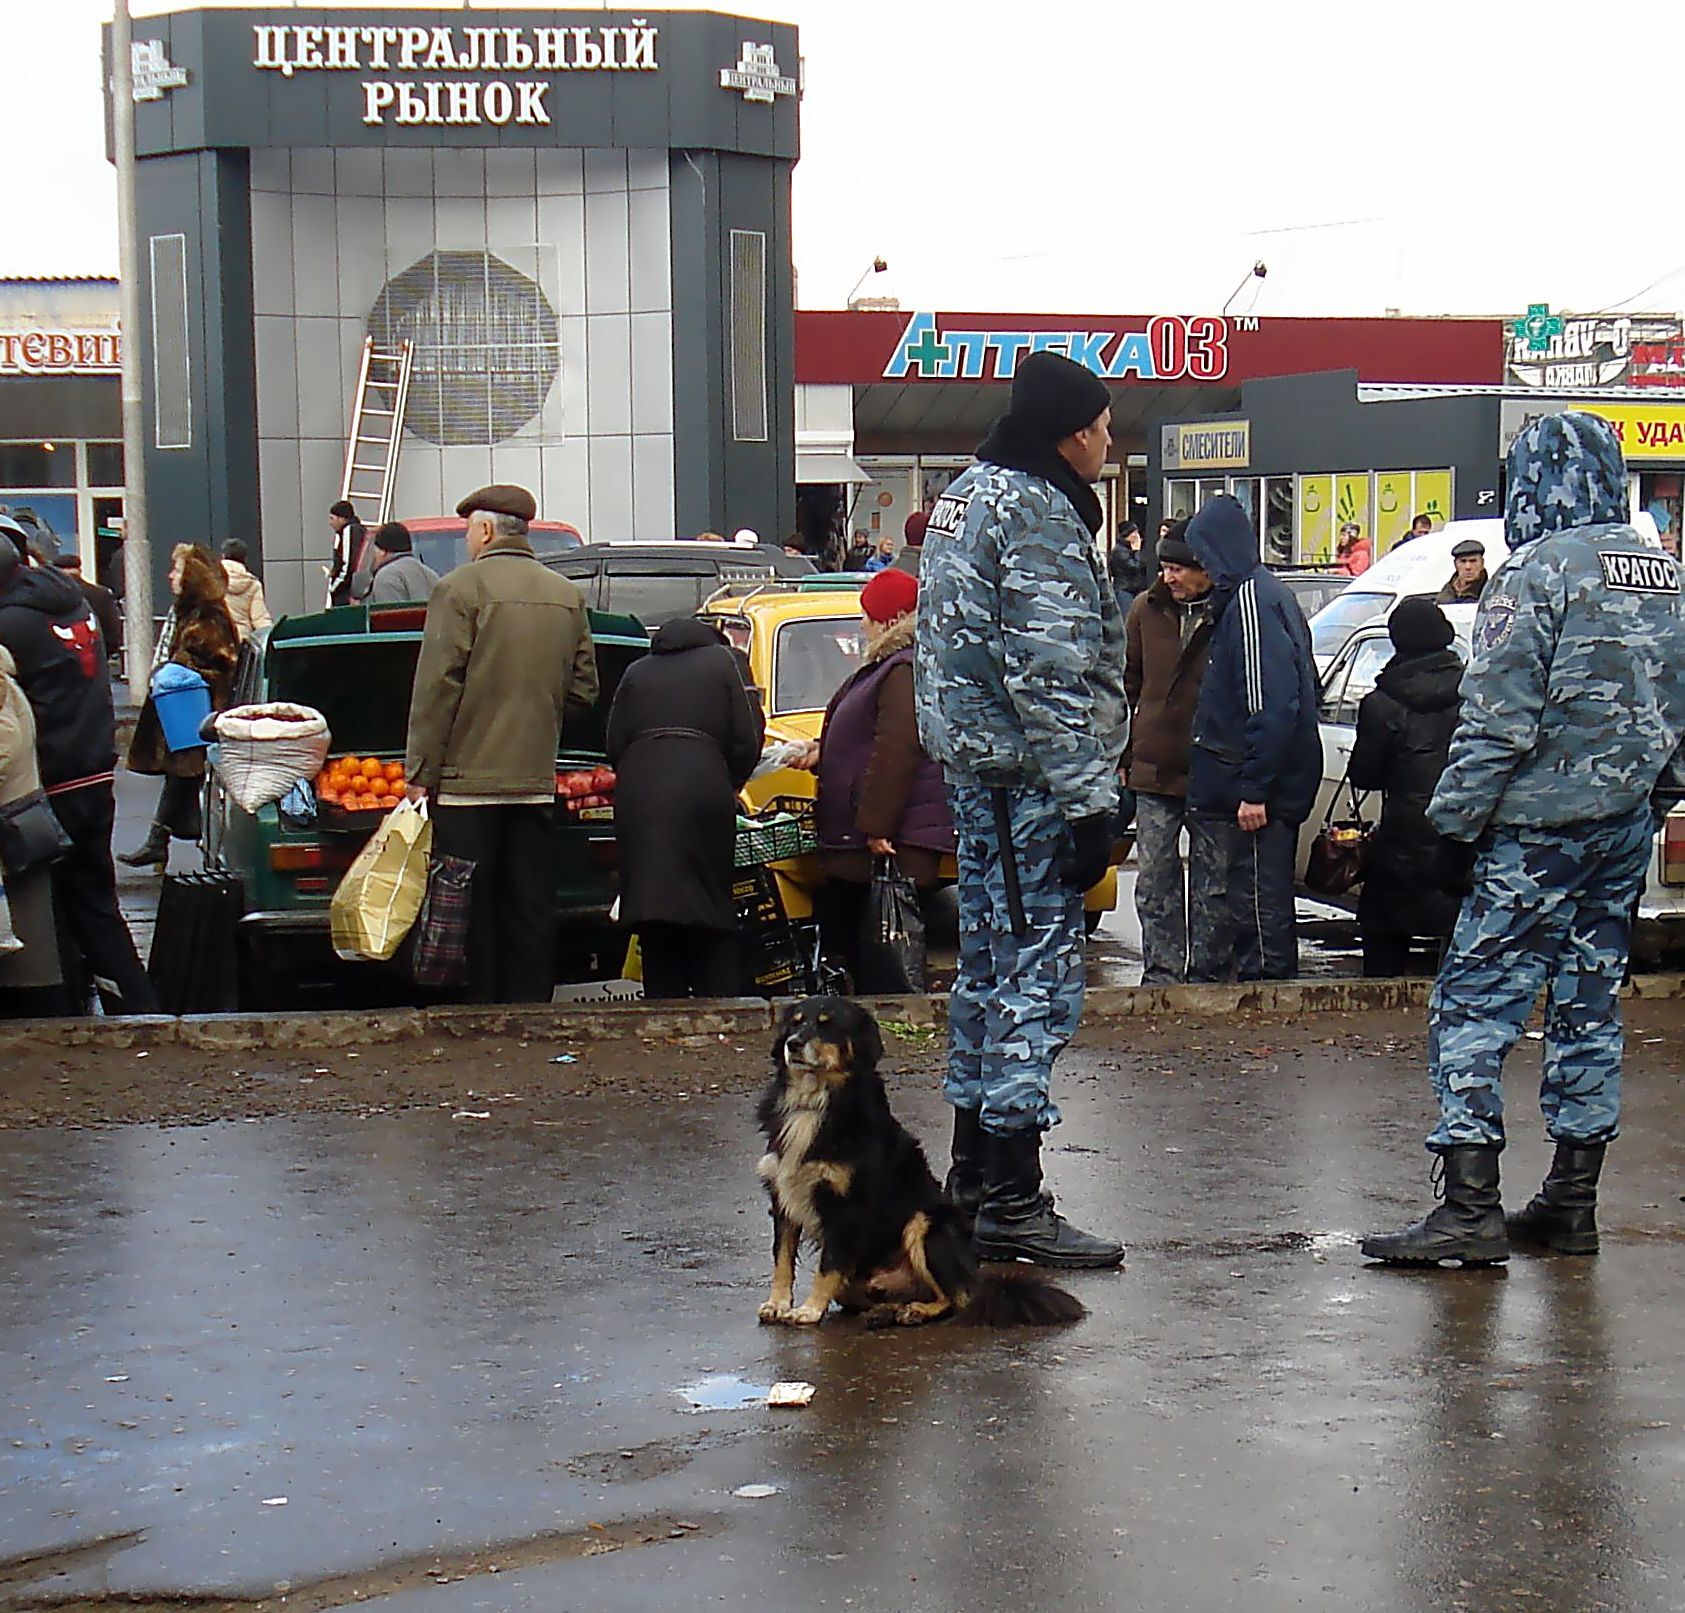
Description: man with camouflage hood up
915,351,1129,1269
1364,411,1685,1267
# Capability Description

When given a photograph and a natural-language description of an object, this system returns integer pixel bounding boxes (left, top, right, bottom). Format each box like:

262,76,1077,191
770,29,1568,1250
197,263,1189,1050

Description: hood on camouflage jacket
1430,410,1685,838
913,460,1128,820
1183,496,1321,823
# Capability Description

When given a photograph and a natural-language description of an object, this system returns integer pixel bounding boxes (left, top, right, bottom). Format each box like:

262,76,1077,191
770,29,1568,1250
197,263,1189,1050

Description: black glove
1436,837,1479,898
1060,813,1113,893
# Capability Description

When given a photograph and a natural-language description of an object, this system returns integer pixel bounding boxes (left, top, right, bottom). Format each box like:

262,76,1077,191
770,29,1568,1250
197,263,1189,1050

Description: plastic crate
734,812,815,867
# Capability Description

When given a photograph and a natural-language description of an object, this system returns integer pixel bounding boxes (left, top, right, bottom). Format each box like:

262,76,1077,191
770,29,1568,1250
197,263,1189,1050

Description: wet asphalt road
6,1014,1685,1611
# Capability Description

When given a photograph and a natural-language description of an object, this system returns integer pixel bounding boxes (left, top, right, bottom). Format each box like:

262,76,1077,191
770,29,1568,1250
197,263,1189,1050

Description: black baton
990,786,1029,939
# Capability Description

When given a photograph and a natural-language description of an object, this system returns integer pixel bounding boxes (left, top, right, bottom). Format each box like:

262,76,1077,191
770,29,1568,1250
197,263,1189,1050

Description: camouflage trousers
1427,804,1653,1151
1133,791,1227,985
945,779,1085,1135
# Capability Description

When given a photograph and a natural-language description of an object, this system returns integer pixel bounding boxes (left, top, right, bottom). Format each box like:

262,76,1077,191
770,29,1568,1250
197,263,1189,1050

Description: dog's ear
849,1009,884,1071
770,1005,797,1070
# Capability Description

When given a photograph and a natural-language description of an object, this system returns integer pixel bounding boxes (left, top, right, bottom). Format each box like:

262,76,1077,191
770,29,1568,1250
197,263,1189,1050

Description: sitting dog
756,996,1085,1328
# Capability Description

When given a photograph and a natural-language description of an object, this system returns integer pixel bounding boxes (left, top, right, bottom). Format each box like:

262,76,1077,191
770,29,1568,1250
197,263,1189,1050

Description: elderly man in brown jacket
405,484,598,1003
1122,525,1217,984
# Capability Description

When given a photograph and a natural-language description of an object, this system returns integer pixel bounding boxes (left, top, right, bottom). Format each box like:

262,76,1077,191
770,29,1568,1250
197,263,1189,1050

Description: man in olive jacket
404,484,598,1003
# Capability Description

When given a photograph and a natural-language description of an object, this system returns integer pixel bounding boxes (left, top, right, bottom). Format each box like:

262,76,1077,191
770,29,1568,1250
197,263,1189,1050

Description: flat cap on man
1451,538,1486,559
455,484,537,522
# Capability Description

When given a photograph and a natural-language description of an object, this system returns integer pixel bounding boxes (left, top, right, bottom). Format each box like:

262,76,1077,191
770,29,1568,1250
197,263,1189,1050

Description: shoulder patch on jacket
1599,550,1680,594
1477,596,1517,653
925,486,971,544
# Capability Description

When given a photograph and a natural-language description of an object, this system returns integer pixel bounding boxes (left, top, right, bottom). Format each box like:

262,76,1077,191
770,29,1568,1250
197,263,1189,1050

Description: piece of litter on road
1524,1031,1544,1041
550,1054,578,1064
261,1497,288,1506
451,1110,491,1120
767,1381,816,1408
104,1375,129,1383
135,1051,149,1059
733,1483,779,1499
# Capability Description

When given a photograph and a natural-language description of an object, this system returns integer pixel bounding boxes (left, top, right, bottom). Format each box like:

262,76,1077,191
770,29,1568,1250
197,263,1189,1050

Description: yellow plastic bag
330,799,432,962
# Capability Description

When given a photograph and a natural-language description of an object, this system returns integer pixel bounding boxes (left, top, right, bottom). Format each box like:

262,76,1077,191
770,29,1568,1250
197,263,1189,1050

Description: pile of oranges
315,755,407,812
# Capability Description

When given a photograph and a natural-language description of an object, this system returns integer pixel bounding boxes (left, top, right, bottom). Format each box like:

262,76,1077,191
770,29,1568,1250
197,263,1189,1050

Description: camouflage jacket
913,462,1128,820
1429,411,1685,838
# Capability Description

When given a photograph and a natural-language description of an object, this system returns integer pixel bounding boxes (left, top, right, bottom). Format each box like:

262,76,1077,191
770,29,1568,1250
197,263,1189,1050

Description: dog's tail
956,1268,1086,1328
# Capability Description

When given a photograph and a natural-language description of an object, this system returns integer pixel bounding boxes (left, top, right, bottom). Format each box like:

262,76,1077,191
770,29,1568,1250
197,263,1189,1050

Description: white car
1303,619,1685,960
1308,518,1507,677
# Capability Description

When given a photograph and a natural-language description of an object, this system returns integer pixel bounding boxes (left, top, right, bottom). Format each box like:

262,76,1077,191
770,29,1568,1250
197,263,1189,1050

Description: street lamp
845,257,888,308
1221,261,1268,316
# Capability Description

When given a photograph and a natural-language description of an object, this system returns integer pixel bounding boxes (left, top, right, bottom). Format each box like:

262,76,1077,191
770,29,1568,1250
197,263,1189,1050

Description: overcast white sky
5,0,1683,318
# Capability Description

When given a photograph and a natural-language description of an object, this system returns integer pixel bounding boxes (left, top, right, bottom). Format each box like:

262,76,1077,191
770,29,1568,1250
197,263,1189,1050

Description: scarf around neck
976,416,1104,537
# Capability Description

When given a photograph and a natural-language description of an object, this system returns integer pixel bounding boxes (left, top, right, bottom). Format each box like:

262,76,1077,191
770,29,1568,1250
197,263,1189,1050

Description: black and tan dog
756,996,1086,1328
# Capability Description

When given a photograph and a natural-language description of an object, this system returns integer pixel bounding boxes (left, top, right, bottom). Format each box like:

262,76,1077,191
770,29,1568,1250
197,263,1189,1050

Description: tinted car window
773,617,862,714
604,571,706,626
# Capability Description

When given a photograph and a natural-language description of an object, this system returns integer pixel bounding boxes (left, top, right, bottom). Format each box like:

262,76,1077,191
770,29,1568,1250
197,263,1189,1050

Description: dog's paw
758,1300,793,1325
860,1304,900,1330
785,1304,828,1325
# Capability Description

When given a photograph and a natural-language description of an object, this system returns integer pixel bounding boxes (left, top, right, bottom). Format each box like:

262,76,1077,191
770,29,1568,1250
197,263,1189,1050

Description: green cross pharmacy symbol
1513,303,1564,355
903,320,952,376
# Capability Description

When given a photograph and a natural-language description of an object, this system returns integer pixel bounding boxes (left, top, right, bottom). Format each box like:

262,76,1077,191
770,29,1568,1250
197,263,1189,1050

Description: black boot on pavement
943,1106,986,1230
117,821,170,870
972,1127,1124,1269
1361,1144,1509,1265
1507,1140,1606,1255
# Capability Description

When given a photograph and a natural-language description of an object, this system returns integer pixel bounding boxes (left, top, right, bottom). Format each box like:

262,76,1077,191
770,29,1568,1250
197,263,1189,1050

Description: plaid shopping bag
410,853,475,988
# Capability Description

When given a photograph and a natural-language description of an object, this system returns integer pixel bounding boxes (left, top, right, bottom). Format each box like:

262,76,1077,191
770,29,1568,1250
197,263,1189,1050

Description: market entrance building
108,7,800,617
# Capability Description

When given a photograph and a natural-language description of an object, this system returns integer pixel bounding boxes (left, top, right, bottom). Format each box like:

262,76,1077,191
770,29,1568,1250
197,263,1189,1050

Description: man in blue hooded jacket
1364,411,1685,1266
1182,495,1321,982
916,351,1129,1269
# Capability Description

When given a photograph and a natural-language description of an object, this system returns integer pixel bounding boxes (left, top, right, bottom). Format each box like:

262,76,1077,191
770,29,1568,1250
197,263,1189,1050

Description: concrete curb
5,974,1683,1056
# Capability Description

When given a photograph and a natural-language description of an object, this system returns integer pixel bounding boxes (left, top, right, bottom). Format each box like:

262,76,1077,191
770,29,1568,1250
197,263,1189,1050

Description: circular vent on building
367,250,560,447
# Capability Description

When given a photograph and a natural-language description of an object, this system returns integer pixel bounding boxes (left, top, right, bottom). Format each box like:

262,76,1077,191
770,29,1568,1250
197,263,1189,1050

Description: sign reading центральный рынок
251,19,662,125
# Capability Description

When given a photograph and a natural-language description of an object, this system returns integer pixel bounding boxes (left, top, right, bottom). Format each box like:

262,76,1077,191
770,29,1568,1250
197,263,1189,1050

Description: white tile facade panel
291,196,340,318
382,148,433,198
583,148,628,195
257,439,303,560
541,436,591,536
485,149,536,198
585,315,632,438
539,192,586,318
253,316,299,440
293,319,345,445
631,434,676,541
625,149,667,193
534,147,583,196
433,148,486,199
556,316,588,438
333,148,384,199
630,312,674,436
587,435,633,544
628,183,672,315
391,448,444,528
248,190,293,318
583,189,630,316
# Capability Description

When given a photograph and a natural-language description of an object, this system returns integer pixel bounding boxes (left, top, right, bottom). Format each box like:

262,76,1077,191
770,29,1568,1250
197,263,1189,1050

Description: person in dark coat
1347,597,1464,977
805,567,956,992
53,555,123,663
607,616,765,999
120,544,241,868
1107,521,1151,613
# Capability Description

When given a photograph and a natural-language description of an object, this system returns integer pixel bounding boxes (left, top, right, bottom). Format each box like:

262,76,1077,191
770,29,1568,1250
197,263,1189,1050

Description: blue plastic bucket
152,662,213,752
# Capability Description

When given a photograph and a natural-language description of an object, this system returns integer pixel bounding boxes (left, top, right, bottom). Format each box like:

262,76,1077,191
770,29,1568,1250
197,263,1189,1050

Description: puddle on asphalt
676,1375,769,1413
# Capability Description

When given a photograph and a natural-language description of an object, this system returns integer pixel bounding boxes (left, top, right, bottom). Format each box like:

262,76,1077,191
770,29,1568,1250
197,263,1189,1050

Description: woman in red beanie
802,567,954,991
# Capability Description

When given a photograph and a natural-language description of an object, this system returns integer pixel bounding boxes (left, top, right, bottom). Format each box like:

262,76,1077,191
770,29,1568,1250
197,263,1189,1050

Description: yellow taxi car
698,578,1120,931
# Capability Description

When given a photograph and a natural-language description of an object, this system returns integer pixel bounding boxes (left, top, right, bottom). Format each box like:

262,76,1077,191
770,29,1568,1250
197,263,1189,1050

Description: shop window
1196,477,1226,508
1229,477,1261,532
0,443,76,489
1165,479,1197,521
1639,474,1680,552
87,443,125,487
1264,477,1294,565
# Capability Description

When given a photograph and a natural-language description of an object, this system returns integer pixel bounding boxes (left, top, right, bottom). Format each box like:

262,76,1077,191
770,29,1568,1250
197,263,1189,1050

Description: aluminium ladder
338,337,414,526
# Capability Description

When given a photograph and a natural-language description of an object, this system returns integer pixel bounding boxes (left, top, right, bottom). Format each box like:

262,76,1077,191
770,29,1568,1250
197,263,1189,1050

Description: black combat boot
117,821,170,870
943,1106,986,1230
972,1128,1124,1269
1507,1140,1605,1255
1361,1145,1509,1265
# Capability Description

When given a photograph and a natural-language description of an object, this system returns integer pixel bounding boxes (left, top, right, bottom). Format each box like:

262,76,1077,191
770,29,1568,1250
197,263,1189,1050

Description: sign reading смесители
1161,420,1251,472
251,18,662,126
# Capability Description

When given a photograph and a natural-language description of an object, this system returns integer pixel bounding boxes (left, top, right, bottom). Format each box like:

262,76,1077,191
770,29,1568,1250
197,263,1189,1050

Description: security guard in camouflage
915,350,1128,1269
1364,411,1685,1266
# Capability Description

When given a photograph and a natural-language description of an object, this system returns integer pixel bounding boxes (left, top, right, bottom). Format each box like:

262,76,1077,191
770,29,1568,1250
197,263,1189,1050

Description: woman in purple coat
804,567,955,992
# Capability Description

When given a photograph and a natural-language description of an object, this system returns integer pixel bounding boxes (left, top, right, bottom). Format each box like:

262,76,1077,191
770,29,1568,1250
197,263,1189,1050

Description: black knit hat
1005,352,1113,445
1389,596,1455,654
1157,534,1198,566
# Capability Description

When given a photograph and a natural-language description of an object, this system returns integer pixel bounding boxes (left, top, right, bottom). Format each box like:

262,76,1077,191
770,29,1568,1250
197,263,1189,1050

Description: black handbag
1304,773,1373,898
856,856,928,995
0,790,73,876
147,871,246,1014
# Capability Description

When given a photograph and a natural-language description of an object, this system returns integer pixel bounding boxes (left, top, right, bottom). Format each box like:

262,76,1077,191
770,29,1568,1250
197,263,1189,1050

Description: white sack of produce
210,703,333,813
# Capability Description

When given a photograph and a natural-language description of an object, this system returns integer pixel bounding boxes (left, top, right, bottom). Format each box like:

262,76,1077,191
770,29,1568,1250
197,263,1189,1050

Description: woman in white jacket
220,539,272,641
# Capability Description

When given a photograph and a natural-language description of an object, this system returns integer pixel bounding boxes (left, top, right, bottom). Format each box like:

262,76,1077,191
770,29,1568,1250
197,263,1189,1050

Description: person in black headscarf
1348,597,1464,977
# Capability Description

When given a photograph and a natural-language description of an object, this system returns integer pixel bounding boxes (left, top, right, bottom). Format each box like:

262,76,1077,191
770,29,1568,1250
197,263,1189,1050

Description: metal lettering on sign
719,41,797,103
0,330,123,376
884,313,1230,383
131,39,189,101
252,18,659,126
